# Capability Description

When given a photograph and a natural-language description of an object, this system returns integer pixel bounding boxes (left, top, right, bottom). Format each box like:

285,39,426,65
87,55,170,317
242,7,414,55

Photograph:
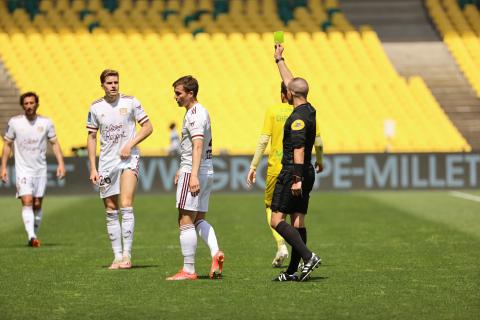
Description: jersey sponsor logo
291,120,305,130
19,137,41,152
102,124,127,143
119,108,128,115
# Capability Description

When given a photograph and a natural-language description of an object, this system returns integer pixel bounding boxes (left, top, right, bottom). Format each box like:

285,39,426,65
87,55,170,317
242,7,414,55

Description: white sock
22,206,36,240
34,208,42,235
195,219,219,257
106,210,123,261
120,207,134,259
180,224,197,273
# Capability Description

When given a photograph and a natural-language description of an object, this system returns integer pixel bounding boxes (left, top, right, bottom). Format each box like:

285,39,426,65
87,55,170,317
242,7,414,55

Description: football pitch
0,191,479,320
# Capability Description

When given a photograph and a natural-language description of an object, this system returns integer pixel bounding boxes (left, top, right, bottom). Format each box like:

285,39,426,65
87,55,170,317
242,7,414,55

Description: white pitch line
449,191,480,203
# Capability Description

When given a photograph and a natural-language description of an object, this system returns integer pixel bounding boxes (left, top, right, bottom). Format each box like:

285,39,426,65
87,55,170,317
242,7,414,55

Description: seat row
426,0,480,96
0,27,470,155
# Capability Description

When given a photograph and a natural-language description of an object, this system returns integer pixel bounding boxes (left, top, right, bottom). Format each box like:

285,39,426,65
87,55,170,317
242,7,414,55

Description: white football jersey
86,94,149,171
4,115,57,178
179,103,213,174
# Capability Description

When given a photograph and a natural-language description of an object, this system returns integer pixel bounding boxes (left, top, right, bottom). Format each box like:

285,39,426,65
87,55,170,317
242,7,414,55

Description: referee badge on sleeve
291,119,305,130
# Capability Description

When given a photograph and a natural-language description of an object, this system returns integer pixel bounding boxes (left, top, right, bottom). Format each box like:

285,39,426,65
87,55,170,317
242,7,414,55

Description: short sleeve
260,107,273,136
187,111,206,140
133,98,149,125
290,114,307,148
86,106,98,132
47,119,57,140
4,119,15,141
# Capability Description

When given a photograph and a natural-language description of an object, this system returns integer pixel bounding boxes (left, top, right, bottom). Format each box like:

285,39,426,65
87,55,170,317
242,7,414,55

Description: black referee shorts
270,164,315,214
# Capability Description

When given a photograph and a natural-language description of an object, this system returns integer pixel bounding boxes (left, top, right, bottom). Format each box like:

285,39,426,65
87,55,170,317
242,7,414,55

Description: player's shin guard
286,227,307,275
275,221,312,262
266,207,285,248
106,210,123,261
34,208,42,235
180,224,197,273
120,207,134,258
22,206,35,240
195,219,219,257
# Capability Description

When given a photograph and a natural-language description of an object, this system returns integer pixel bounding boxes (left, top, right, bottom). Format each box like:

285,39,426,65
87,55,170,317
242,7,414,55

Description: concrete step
342,0,480,149
342,0,440,42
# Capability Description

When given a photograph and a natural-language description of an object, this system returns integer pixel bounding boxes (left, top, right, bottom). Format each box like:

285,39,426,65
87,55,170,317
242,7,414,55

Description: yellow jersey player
247,82,291,267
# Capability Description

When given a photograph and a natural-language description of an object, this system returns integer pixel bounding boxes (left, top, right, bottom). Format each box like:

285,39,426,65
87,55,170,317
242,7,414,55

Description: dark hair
20,92,39,105
280,82,287,96
100,69,119,84
172,75,199,97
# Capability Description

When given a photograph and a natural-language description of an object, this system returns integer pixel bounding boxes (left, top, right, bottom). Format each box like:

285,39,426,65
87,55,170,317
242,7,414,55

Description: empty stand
342,0,480,150
0,0,471,155
0,61,20,137
342,0,439,41
426,0,480,96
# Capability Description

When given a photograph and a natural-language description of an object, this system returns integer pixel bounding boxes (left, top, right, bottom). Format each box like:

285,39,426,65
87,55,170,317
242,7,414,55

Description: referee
270,43,324,282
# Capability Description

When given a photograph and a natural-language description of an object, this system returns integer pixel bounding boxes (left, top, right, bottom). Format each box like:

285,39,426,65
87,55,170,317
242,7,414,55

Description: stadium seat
0,0,471,154
426,0,480,96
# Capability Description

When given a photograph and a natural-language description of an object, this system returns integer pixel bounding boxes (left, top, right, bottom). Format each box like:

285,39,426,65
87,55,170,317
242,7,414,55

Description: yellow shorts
264,174,278,207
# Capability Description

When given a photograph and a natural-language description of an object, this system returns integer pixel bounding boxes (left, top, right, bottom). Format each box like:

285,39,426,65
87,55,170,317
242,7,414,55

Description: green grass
0,192,479,320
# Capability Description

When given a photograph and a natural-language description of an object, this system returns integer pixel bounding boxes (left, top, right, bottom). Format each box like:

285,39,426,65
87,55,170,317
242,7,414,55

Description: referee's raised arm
274,44,294,87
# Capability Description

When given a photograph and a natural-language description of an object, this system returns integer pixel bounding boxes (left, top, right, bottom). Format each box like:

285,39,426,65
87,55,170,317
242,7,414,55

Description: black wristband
293,175,302,183
275,57,284,63
292,164,303,178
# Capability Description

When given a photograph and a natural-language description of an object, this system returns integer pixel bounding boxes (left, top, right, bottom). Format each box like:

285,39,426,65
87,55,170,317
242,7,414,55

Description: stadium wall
0,153,479,195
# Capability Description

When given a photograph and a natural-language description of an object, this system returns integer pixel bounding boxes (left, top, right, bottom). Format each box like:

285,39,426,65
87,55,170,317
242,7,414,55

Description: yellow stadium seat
426,0,480,97
0,0,470,154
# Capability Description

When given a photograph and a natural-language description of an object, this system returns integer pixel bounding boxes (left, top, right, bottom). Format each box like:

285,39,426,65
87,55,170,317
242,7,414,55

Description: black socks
286,227,307,275
275,221,312,264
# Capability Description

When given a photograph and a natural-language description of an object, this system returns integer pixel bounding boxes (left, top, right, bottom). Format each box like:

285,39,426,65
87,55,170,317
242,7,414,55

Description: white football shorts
176,172,213,212
98,155,140,199
16,176,47,198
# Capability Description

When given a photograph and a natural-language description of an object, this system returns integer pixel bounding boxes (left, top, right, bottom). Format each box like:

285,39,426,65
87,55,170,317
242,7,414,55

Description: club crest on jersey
291,120,305,131
119,108,128,115
37,126,44,132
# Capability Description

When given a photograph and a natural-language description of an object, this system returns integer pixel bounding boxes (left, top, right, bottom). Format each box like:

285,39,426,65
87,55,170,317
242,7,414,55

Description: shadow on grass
101,265,160,269
3,242,64,248
40,243,64,247
131,265,159,269
304,276,328,282
196,275,223,280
